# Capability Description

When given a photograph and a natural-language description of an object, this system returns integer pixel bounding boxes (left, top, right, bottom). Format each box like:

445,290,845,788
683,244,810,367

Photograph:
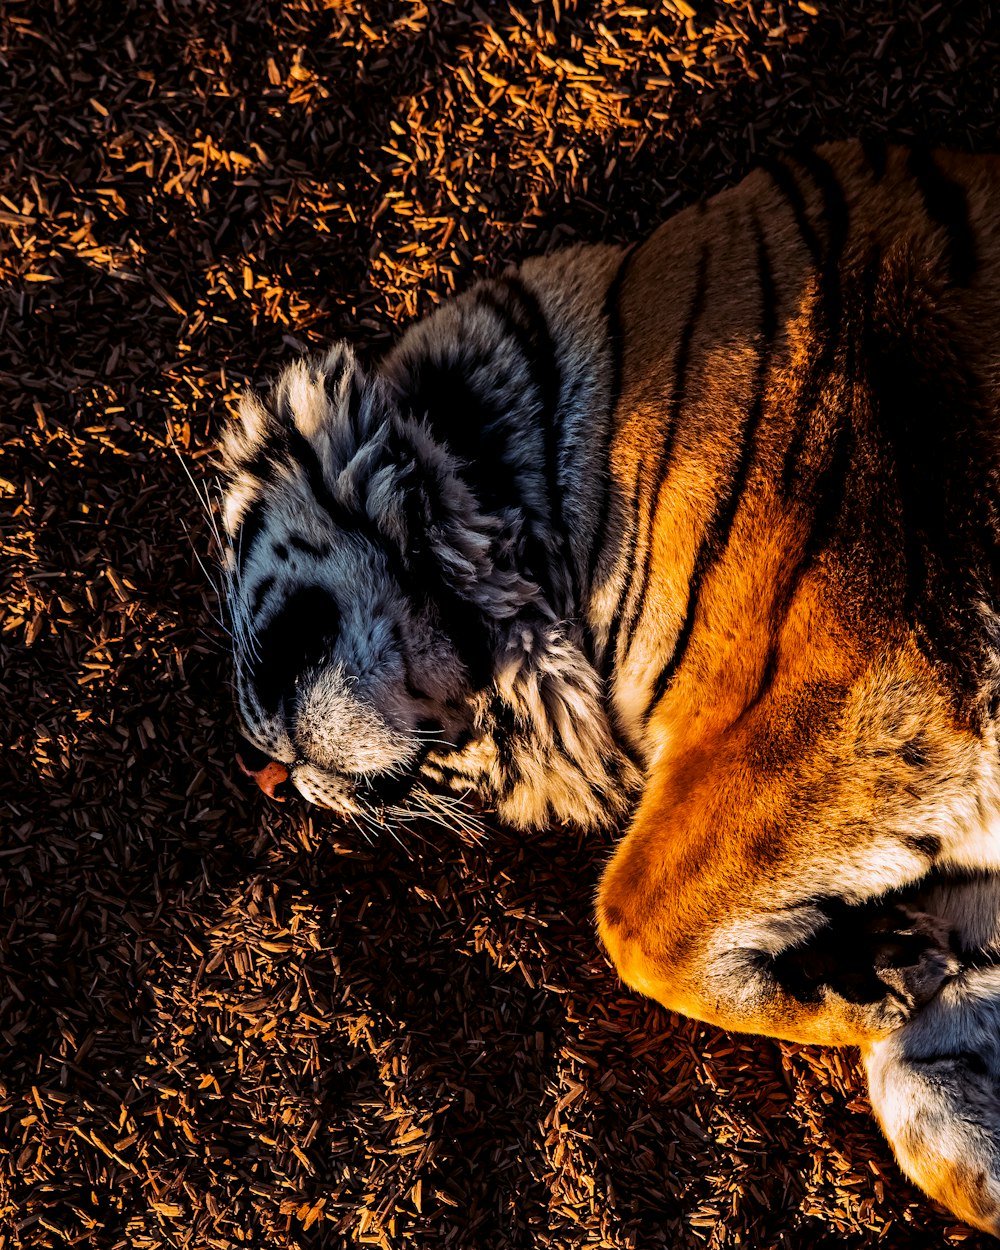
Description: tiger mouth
234,734,428,810
354,764,423,809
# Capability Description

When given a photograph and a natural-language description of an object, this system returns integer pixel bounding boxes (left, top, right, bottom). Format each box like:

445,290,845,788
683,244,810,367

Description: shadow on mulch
2,1,999,1246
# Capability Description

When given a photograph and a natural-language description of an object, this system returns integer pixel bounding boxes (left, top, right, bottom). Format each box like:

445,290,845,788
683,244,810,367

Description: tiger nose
236,735,291,801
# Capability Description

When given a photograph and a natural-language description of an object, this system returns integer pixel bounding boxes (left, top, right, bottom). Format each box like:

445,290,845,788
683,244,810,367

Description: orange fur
595,143,1000,1050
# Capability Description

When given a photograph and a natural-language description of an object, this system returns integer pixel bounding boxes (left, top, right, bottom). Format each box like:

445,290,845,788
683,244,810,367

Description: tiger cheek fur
221,141,1000,1232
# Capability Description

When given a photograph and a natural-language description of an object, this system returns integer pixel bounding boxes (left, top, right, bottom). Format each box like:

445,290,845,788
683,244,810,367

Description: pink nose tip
236,754,290,800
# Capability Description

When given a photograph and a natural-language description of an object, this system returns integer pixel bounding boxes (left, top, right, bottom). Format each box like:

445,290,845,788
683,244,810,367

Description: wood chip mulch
3,1,1000,1246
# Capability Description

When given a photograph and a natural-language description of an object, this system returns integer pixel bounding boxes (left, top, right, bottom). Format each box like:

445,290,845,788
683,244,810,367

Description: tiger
220,140,1000,1233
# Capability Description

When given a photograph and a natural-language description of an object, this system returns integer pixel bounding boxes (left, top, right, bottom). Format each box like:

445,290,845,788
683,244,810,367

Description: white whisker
347,812,374,845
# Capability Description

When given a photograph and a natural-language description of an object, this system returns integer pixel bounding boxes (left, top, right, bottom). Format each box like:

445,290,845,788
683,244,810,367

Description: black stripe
235,496,269,570
390,622,435,705
500,274,562,439
907,146,978,286
324,365,365,444
476,280,558,407
603,246,635,417
585,245,636,595
239,424,290,484
858,242,924,626
779,322,834,497
546,721,603,805
864,278,973,667
288,534,330,559
777,153,850,494
741,637,781,720
490,275,573,605
903,831,942,860
803,247,882,556
604,706,645,776
250,575,275,618
490,697,521,801
285,424,356,532
744,418,854,718
611,244,710,671
599,472,644,680
759,156,823,267
791,148,849,305
643,220,776,723
423,759,483,786
476,279,560,434
803,412,854,572
426,726,474,758
743,247,878,717
508,276,577,610
861,135,888,182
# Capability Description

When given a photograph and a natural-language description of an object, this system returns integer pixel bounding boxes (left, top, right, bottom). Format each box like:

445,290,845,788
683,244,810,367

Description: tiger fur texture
221,141,1000,1233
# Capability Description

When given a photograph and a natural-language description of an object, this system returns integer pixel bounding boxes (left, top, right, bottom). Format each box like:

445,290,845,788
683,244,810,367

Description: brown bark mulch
3,1,1000,1246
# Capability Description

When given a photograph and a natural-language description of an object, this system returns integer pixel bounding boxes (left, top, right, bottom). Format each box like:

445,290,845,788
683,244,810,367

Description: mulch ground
3,1,1000,1246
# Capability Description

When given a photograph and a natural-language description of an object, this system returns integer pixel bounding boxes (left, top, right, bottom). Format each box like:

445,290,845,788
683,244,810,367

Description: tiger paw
867,905,959,1014
864,962,1000,1236
772,900,958,1030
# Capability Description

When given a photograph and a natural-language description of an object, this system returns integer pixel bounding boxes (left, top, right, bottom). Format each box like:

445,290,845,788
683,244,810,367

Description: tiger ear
367,418,541,621
425,501,539,621
224,343,383,478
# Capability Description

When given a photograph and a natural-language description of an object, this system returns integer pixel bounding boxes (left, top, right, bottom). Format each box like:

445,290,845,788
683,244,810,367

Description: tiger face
222,337,636,827
223,346,494,815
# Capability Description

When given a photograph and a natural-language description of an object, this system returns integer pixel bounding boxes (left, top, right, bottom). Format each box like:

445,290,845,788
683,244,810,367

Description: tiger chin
220,140,1000,1234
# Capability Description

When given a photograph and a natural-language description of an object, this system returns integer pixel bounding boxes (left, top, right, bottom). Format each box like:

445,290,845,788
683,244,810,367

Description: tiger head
219,343,636,829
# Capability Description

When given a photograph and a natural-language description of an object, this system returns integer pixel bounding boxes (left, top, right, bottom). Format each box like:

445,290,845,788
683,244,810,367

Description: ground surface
3,1,1000,1247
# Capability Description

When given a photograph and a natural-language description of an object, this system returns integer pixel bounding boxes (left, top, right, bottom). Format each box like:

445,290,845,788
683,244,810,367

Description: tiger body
597,142,1000,1044
222,141,1000,1232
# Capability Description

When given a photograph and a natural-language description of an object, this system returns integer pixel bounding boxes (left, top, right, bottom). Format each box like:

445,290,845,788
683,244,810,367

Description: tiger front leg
595,798,958,1046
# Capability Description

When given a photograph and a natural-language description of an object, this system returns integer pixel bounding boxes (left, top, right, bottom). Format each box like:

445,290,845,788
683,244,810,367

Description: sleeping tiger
221,141,1000,1233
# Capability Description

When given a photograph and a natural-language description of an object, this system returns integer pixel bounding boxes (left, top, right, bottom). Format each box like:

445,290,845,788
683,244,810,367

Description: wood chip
3,1,996,1246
